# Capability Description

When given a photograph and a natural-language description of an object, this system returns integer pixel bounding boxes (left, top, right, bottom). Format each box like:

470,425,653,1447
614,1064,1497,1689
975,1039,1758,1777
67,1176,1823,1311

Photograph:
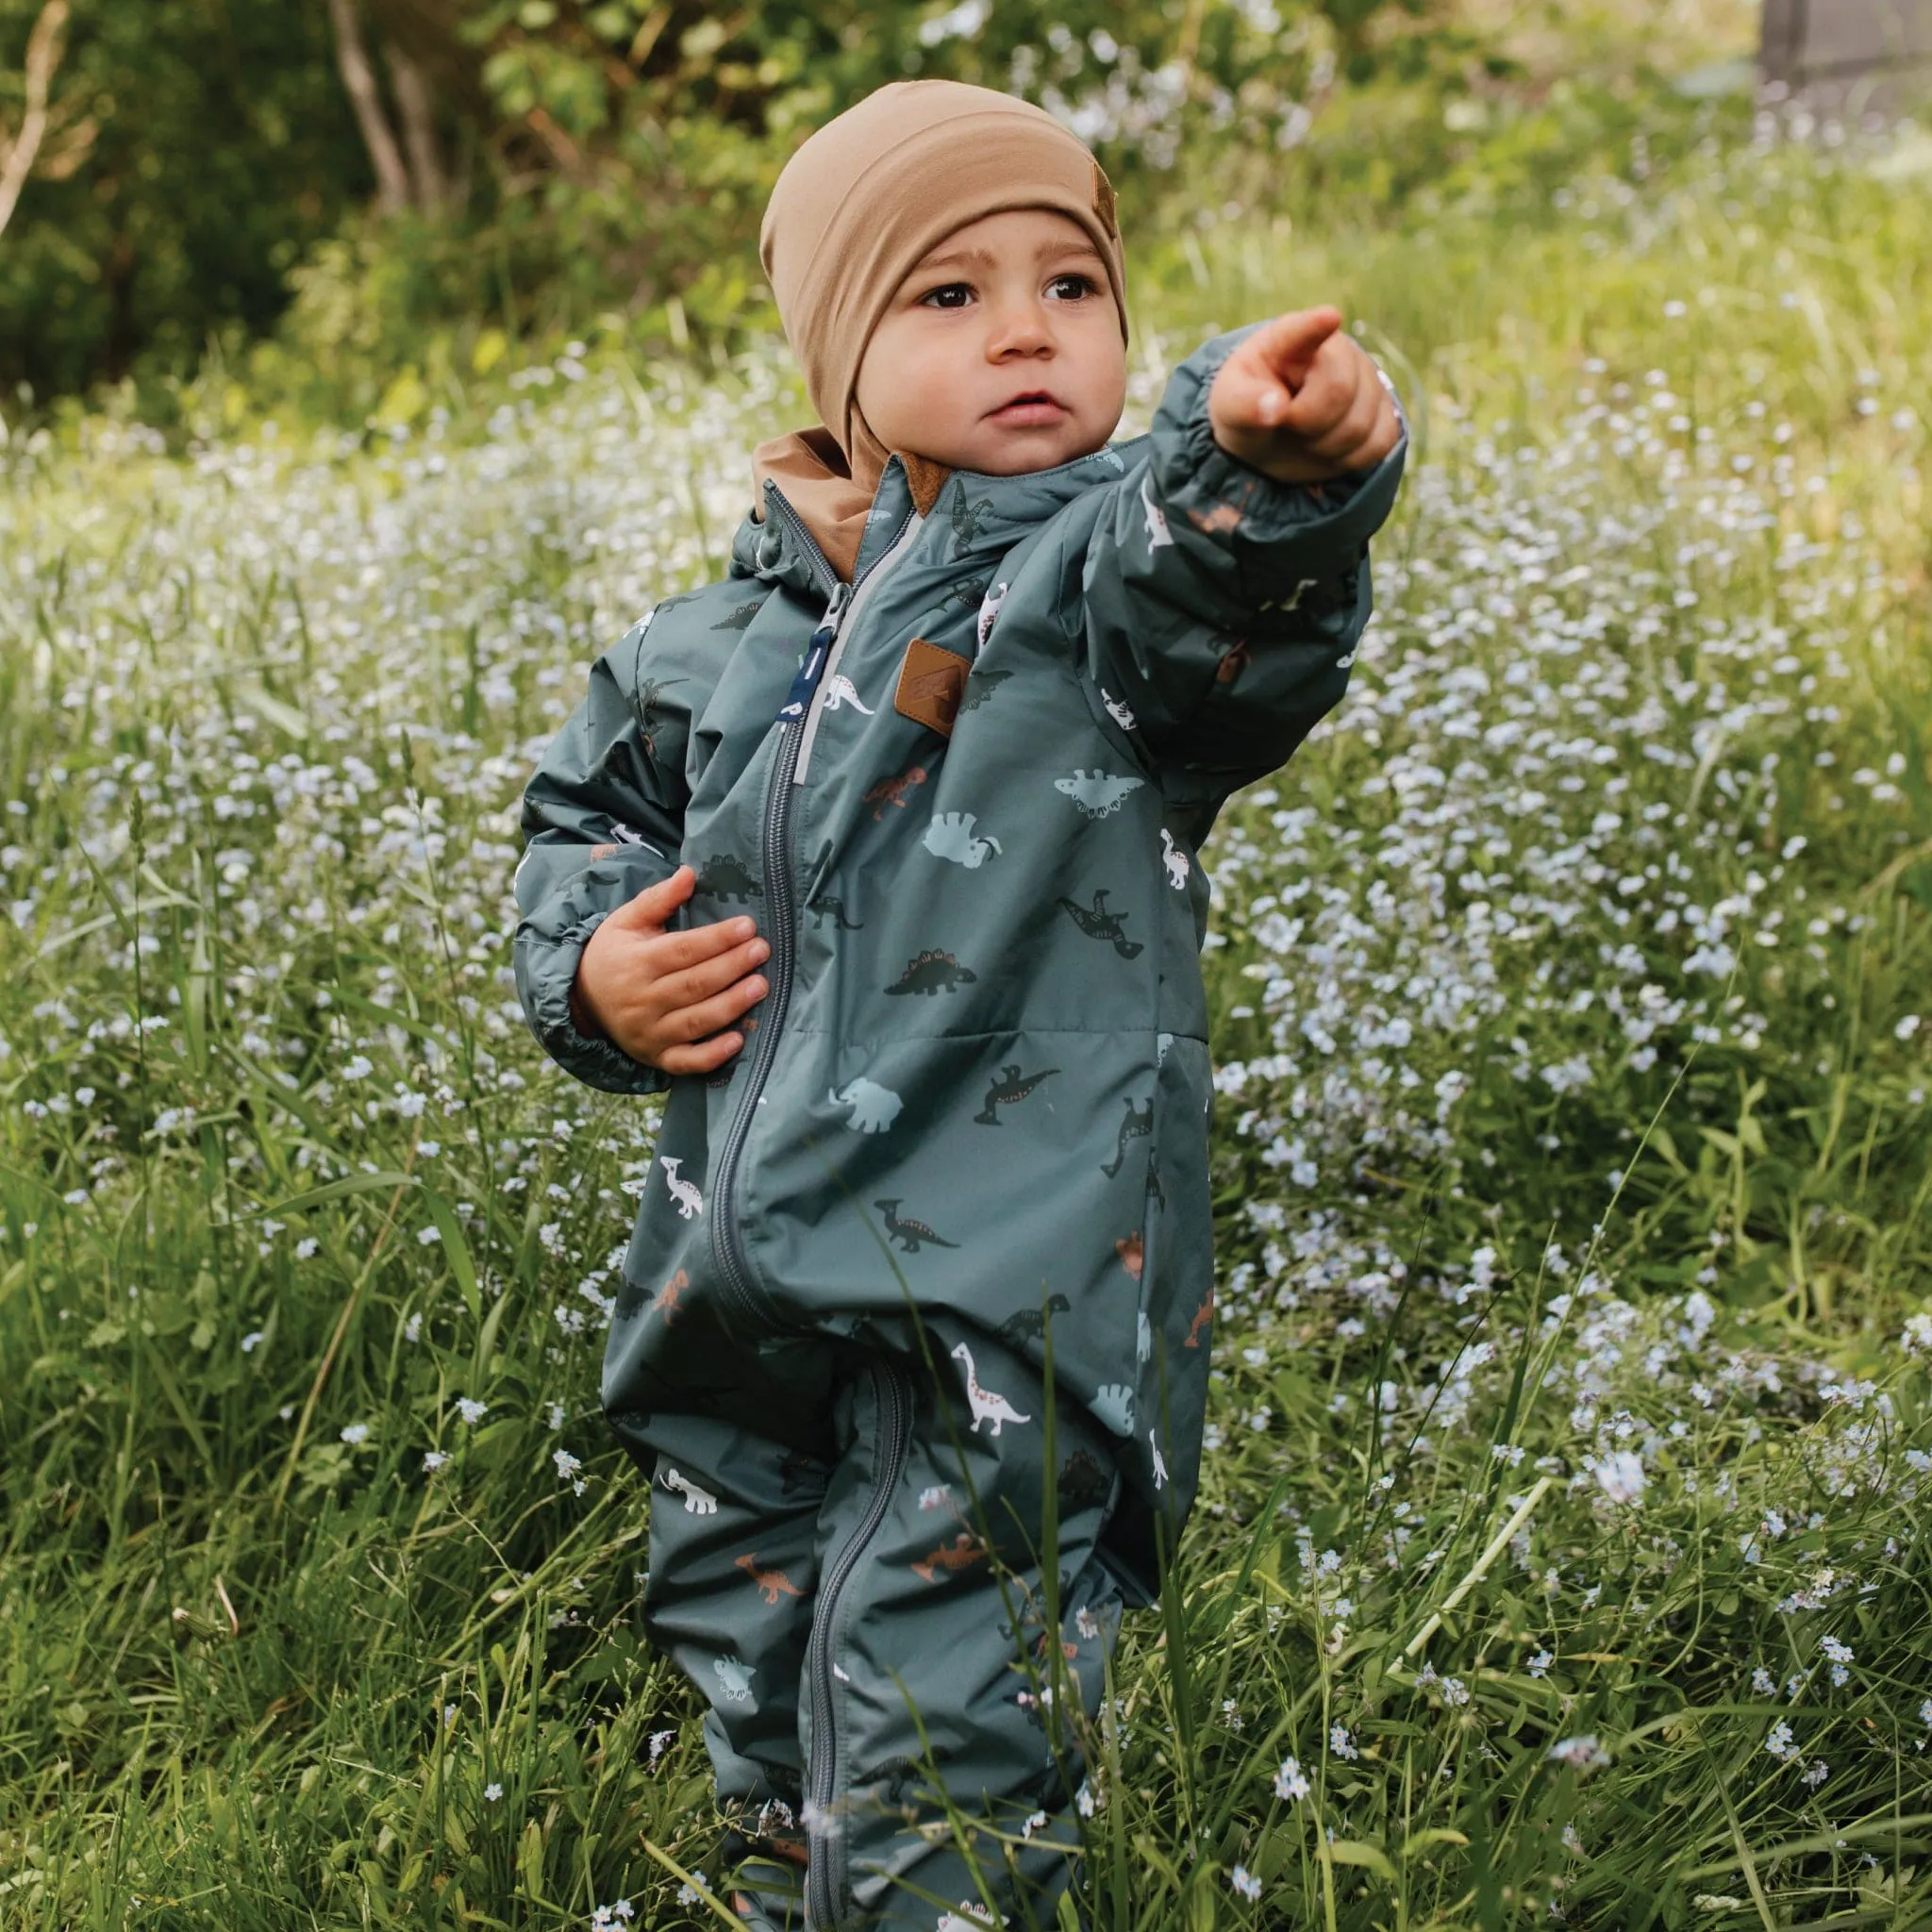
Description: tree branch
0,0,73,241
325,0,410,215
387,42,447,211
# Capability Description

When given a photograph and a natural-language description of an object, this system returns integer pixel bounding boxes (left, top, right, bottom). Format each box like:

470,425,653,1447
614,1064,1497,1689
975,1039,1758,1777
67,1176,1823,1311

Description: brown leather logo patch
893,638,969,739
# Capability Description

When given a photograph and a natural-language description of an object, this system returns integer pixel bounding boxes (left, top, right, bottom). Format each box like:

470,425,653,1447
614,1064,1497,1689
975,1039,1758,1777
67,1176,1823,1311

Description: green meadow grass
2,123,1930,1929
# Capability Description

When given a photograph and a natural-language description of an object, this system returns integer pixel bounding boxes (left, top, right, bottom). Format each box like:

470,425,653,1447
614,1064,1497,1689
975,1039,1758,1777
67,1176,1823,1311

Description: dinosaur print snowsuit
512,324,1406,1930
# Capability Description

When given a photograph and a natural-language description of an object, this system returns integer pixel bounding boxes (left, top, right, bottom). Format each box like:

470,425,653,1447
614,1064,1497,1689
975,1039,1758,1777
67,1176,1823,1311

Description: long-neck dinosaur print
950,1341,1031,1435
734,1552,805,1606
874,1199,959,1253
883,949,976,995
1099,1095,1153,1177
1184,1282,1215,1348
1057,888,1143,959
973,1062,1058,1124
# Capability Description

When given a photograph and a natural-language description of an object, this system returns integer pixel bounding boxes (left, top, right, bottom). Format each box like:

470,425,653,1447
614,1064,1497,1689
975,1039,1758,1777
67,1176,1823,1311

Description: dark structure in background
1760,0,1932,92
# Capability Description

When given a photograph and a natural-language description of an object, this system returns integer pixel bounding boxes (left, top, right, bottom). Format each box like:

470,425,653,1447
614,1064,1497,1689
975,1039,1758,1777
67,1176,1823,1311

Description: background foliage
3,68,1932,1928
1,0,1756,424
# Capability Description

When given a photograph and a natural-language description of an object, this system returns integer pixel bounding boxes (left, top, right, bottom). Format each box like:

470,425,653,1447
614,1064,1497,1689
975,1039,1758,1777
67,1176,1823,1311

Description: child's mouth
989,391,1067,425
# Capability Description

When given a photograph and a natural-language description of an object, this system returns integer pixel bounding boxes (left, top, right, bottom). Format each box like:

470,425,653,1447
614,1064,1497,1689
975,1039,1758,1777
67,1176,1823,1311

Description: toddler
513,78,1404,1932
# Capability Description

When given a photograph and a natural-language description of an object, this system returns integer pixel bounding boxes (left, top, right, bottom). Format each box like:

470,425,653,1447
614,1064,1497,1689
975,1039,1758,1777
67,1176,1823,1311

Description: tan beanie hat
752,79,1128,581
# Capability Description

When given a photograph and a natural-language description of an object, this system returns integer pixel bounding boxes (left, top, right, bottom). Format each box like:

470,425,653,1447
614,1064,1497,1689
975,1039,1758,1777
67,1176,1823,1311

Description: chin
966,430,1101,475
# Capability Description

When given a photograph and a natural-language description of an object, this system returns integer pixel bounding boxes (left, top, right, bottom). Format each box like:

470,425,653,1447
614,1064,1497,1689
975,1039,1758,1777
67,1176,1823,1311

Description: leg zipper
805,1363,912,1929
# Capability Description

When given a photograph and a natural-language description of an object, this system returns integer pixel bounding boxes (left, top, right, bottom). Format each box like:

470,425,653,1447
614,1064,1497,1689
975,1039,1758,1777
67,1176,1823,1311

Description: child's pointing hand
1208,307,1402,487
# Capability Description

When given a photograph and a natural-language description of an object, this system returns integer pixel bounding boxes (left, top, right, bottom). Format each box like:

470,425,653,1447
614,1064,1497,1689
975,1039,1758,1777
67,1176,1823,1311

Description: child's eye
1048,274,1096,300
918,283,973,309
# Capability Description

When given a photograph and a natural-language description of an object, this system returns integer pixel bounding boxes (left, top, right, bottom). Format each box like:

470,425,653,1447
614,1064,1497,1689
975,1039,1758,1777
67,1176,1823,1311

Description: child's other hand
571,864,769,1075
1208,307,1401,486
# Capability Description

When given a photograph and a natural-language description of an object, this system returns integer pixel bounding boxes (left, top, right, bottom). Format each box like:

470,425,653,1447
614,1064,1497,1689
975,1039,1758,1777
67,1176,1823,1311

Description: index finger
1278,337,1362,441
1249,306,1343,391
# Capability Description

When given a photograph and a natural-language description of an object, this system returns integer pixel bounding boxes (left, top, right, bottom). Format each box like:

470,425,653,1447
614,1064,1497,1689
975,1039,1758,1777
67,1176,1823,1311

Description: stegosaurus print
883,949,977,995
710,599,764,631
695,854,762,901
958,667,1012,713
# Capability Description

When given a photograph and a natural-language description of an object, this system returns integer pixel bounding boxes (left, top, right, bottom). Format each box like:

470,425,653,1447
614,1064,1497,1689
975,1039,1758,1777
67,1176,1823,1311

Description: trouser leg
802,1319,1125,1931
615,1331,844,1925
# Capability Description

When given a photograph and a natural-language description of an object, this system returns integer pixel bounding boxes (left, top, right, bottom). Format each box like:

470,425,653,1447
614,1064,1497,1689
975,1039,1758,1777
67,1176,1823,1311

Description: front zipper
708,486,916,1337
806,1361,913,1931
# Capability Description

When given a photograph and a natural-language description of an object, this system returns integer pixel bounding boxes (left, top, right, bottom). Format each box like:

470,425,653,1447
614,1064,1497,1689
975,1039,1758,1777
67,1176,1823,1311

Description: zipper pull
818,578,852,641
774,581,853,724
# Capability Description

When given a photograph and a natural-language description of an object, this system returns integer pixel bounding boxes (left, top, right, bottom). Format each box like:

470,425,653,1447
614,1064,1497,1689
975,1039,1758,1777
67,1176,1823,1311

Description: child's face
855,208,1126,476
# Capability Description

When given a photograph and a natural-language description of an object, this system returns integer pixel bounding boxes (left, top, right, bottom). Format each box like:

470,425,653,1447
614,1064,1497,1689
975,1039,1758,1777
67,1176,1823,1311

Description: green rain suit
512,325,1407,1929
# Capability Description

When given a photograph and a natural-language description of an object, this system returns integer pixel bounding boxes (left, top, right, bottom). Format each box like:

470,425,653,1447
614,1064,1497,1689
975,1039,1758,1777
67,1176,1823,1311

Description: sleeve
511,615,692,1095
1074,320,1407,795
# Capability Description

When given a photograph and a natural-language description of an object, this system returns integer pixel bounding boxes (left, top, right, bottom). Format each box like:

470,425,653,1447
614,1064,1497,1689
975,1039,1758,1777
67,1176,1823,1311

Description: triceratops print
884,949,976,995
875,1200,959,1254
1100,1096,1153,1177
735,1552,805,1606
1055,769,1143,819
827,1077,902,1133
1058,888,1142,959
695,854,762,901
974,1063,1058,1125
923,811,1002,868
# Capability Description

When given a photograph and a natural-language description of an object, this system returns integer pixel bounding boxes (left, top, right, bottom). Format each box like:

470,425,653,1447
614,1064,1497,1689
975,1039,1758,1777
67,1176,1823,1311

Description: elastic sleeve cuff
1150,322,1408,610
515,908,669,1097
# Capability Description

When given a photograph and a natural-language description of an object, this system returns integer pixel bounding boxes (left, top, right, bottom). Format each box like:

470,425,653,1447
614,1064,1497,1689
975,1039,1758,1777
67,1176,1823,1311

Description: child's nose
987,298,1055,354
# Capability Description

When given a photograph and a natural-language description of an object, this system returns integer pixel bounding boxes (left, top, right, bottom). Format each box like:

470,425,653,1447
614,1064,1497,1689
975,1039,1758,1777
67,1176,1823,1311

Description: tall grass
2,121,1929,1928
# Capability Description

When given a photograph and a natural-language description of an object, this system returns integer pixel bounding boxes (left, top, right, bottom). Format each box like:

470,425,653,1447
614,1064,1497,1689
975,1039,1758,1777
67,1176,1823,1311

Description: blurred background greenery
0,0,1762,432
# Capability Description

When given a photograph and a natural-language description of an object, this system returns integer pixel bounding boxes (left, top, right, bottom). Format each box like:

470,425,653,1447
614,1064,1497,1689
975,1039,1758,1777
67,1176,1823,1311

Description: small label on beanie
894,638,969,739
1091,159,1118,240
